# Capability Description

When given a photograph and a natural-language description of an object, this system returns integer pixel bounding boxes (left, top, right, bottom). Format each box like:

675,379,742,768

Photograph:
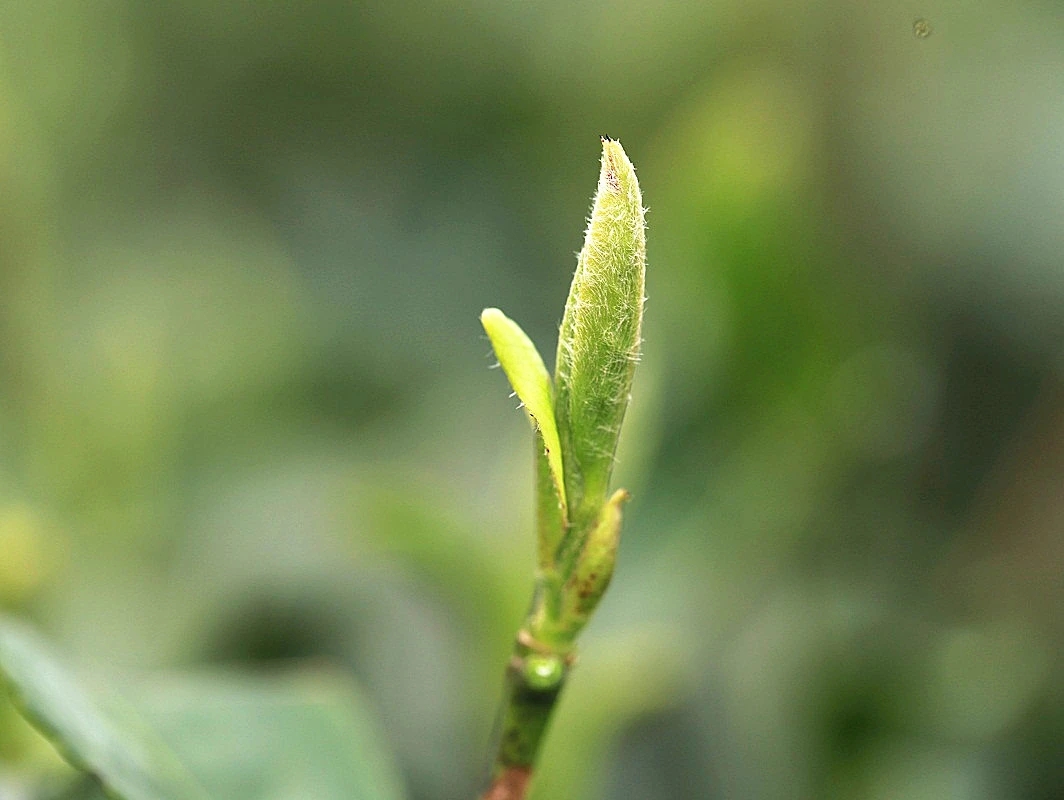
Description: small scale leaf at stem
559,488,629,637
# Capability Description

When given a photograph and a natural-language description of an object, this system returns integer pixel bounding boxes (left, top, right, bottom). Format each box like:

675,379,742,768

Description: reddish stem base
482,767,532,800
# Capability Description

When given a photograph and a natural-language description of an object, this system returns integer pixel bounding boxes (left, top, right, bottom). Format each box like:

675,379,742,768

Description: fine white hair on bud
479,139,646,650
554,139,646,525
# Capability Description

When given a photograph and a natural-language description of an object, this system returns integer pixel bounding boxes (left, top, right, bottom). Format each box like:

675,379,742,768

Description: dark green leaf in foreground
0,616,208,800
131,670,407,800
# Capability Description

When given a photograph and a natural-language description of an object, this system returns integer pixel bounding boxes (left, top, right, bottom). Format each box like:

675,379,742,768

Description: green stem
480,621,572,800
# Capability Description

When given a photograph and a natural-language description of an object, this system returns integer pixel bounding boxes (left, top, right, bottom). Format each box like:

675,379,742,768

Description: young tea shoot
479,137,646,800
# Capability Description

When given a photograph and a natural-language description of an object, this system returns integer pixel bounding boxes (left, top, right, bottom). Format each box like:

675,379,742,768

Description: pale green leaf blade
0,616,208,800
481,307,567,515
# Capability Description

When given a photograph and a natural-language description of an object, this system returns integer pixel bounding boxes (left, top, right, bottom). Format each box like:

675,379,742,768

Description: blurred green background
1,0,1063,798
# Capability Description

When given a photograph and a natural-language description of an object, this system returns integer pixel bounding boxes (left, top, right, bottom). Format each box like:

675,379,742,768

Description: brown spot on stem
482,767,532,800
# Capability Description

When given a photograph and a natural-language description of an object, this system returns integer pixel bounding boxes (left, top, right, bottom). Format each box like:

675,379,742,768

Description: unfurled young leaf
481,307,568,541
